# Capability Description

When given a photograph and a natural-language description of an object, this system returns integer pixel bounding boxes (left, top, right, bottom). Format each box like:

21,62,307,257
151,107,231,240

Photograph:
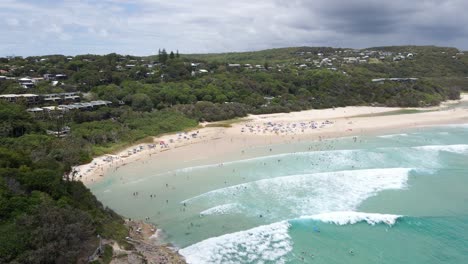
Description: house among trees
371,78,419,84
0,93,39,104
44,74,68,80
18,77,35,88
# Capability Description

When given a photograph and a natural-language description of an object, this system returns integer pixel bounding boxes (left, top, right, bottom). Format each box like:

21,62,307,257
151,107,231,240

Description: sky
1,0,468,56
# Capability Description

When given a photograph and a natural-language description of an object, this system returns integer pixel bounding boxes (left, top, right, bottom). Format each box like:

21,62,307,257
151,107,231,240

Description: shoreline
75,94,468,186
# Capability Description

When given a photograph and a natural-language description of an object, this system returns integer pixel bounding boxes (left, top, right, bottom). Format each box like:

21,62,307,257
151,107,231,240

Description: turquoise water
90,124,468,264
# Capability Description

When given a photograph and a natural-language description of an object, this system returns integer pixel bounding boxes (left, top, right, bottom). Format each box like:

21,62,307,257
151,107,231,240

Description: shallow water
90,124,468,263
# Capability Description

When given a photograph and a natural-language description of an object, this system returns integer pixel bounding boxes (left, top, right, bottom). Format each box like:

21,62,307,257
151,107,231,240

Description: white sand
75,94,468,185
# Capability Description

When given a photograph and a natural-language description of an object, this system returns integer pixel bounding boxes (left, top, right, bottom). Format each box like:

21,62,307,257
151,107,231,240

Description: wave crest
179,221,292,264
413,144,468,154
302,211,401,226
200,203,245,216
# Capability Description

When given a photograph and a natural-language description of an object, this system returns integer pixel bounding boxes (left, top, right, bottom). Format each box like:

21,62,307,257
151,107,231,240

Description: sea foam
413,144,468,154
302,211,402,226
183,168,412,219
200,203,245,216
179,221,292,264
378,133,409,138
180,211,403,263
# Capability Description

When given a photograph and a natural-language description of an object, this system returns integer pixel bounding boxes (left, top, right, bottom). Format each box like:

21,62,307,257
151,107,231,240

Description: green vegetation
0,101,196,263
1,45,467,262
101,245,114,264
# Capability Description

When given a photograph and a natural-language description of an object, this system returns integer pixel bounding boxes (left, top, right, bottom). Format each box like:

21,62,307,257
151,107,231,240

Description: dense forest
1,45,468,263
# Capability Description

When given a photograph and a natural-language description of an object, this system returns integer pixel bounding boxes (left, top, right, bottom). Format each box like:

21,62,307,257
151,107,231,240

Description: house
18,77,34,88
55,74,67,80
42,106,59,111
372,78,419,84
32,77,44,84
343,57,358,64
42,93,62,103
44,74,55,80
46,126,70,137
27,107,44,113
40,92,80,104
40,100,111,112
0,94,19,103
228,64,241,67
320,58,332,66
0,93,39,105
393,55,406,61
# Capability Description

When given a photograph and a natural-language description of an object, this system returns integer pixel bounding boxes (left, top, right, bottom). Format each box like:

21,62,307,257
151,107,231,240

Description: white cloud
5,18,20,26
0,0,467,56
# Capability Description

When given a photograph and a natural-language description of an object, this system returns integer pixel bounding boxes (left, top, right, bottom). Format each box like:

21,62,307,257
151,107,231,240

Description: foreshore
75,94,468,186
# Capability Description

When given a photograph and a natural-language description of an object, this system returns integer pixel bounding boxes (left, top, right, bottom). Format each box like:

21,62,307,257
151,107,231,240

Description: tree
0,101,37,137
131,93,154,112
160,49,168,64
176,50,180,58
170,51,175,59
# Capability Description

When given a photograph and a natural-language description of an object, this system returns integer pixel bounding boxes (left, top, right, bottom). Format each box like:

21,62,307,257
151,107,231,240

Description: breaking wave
179,221,292,264
301,211,402,226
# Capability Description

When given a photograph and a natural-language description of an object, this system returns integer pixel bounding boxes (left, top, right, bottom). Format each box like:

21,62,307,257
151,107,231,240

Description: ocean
90,123,468,264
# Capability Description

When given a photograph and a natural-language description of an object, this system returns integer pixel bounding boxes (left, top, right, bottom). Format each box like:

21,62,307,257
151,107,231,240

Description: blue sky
1,0,468,56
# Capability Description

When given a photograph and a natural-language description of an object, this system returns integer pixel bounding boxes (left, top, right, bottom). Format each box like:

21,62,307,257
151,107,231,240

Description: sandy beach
75,94,468,185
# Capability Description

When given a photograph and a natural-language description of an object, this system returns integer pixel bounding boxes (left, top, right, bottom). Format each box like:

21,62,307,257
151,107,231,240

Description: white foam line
168,142,465,176
180,168,412,205
419,123,468,129
301,211,402,226
413,144,468,154
200,203,244,216
179,221,292,264
378,133,409,138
